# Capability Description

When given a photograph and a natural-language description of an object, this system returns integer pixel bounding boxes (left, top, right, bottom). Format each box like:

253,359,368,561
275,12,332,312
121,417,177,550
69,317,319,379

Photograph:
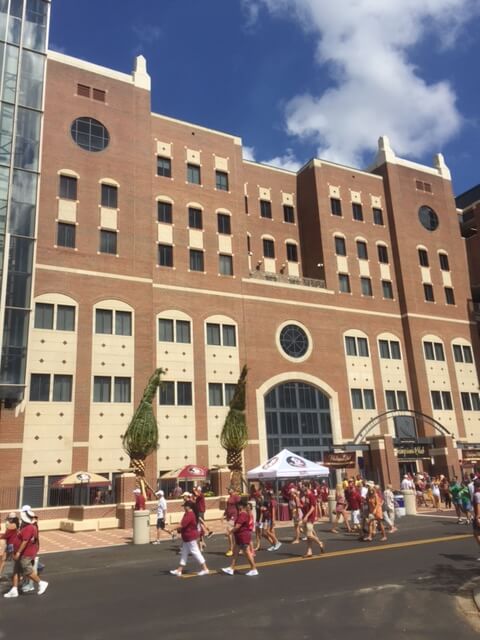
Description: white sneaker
21,584,35,593
152,540,160,545
169,569,182,576
197,569,209,576
267,545,275,551
4,587,18,598
274,542,282,551
37,581,49,595
246,569,259,576
221,567,234,575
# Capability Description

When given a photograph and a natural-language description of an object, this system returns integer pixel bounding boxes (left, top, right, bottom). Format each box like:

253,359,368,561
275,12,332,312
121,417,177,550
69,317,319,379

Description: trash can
133,510,150,544
394,494,406,518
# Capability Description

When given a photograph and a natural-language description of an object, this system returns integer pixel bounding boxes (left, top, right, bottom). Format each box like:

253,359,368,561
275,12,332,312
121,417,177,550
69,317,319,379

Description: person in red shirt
302,482,325,558
133,488,146,510
0,513,20,577
4,509,48,598
192,485,213,542
223,487,241,557
222,499,258,576
170,501,210,577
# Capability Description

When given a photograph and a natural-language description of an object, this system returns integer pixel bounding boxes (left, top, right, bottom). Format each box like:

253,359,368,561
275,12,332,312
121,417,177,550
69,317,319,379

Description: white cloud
263,149,302,172
243,0,479,166
242,146,256,161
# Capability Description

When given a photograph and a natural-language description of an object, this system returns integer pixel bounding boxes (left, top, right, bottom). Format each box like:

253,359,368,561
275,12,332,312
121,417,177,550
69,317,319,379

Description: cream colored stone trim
158,224,173,244
256,373,342,461
156,195,174,204
281,192,294,206
311,158,383,181
350,190,362,203
329,185,340,198
276,320,313,364
259,187,271,201
214,156,228,171
186,149,201,164
156,141,172,157
47,50,133,84
0,443,22,448
99,177,120,187
36,264,153,284
243,160,295,176
152,112,240,143
187,201,204,210
58,199,76,222
371,195,382,208
57,168,80,179
215,207,232,215
100,208,117,230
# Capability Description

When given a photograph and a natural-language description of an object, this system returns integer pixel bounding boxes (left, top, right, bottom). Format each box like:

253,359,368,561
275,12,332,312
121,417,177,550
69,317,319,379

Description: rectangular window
223,324,237,347
358,337,369,357
57,222,76,248
92,88,106,102
52,374,73,402
157,156,172,178
286,243,298,262
382,280,393,299
364,389,375,410
441,391,453,410
397,391,408,411
472,393,480,411
100,230,117,255
177,382,192,406
219,254,233,276
157,201,172,224
351,388,363,409
260,200,272,219
34,302,53,329
356,241,368,260
373,208,384,225
339,273,351,293
418,248,429,267
77,83,90,97
95,309,113,334
207,323,221,345
217,213,231,235
423,283,434,302
56,305,75,331
431,390,442,410
439,253,450,271
93,376,111,402
444,287,455,305
30,373,50,401
461,392,472,411
335,236,346,256
385,390,397,410
463,345,473,363
114,377,131,403
225,383,237,406
360,277,372,297
59,175,77,200
283,205,295,223
101,184,118,208
352,202,363,221
453,344,463,363
158,244,173,267
159,318,174,342
176,320,191,344
345,336,357,356
115,311,132,336
263,238,275,258
187,163,201,185
330,198,342,216
208,383,223,406
189,249,204,272
159,381,175,405
379,340,390,359
424,342,435,360
434,342,445,361
390,341,401,359
188,207,202,229
377,245,389,263
215,170,229,191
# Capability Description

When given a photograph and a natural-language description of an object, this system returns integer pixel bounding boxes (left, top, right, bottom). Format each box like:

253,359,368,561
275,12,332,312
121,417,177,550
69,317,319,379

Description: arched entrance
265,381,333,462
353,409,452,444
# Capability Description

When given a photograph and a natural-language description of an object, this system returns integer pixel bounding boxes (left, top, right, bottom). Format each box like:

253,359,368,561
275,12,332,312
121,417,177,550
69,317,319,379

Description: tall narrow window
263,238,275,258
159,381,175,405
34,303,54,329
93,376,111,402
260,200,272,219
101,184,118,208
418,248,429,267
352,203,363,221
114,377,131,403
59,175,77,200
360,277,372,297
159,319,174,342
356,241,368,260
373,208,384,225
330,198,342,216
382,280,393,299
95,309,113,334
52,375,73,402
206,323,221,345
423,283,434,302
57,305,75,331
217,213,231,235
187,163,201,185
286,243,298,262
339,274,351,293
57,223,76,248
176,320,191,343
222,325,237,346
157,156,171,178
157,201,172,224
283,205,295,223
377,245,389,263
158,244,173,267
334,236,346,256
439,253,450,271
177,382,193,406
208,383,223,406
188,207,203,229
444,287,455,305
219,254,233,276
189,249,204,272
100,230,117,254
215,171,229,191
115,311,132,336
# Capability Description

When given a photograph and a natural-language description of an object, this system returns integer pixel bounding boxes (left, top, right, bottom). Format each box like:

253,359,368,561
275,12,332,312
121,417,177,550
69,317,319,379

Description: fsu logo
76,473,91,482
286,456,306,468
262,456,279,470
187,466,203,475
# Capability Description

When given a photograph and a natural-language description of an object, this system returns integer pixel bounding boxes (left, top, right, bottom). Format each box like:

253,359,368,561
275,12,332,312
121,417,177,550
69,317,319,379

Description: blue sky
49,0,480,196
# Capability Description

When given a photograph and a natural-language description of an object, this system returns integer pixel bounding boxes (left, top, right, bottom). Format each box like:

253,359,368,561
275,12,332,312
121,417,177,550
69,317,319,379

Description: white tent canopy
247,449,330,480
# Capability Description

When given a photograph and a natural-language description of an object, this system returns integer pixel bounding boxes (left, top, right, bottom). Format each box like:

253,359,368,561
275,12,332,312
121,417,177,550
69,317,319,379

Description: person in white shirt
152,490,176,544
400,475,414,491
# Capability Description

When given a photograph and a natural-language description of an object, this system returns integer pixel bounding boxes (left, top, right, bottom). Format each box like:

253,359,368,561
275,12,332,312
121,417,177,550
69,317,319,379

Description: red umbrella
161,465,209,480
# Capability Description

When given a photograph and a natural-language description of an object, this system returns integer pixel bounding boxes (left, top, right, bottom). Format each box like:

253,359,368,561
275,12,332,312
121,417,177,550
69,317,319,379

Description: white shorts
351,509,360,525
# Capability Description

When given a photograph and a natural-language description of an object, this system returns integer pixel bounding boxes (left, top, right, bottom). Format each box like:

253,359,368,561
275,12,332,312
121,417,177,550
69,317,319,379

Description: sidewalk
37,505,457,555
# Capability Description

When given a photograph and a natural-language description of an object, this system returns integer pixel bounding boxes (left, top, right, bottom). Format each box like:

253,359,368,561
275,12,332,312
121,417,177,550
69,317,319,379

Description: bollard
402,489,417,516
328,492,336,523
133,510,150,544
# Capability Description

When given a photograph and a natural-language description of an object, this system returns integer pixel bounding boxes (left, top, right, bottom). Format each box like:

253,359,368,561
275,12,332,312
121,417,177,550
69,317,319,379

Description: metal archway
352,409,452,445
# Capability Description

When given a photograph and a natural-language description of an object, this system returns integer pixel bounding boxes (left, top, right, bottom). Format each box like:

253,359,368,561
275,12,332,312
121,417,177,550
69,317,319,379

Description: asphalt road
0,515,478,640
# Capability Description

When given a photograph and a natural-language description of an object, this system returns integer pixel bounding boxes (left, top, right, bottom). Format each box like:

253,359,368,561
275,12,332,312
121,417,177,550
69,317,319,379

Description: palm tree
220,365,248,492
122,368,165,498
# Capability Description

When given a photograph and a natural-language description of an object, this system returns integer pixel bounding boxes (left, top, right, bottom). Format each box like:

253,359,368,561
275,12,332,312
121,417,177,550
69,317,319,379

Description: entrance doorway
399,461,417,477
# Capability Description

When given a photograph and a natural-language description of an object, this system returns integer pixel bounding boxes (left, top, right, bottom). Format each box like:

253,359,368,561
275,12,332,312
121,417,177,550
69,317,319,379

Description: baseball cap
155,490,164,497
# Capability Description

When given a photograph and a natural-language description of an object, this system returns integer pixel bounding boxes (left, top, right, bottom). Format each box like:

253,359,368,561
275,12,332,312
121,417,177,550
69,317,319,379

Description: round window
279,324,309,358
418,206,439,231
71,117,110,152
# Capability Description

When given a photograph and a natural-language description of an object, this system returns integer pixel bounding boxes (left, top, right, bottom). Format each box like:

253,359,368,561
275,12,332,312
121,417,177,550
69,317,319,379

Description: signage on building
323,452,356,468
396,444,429,459
461,449,480,465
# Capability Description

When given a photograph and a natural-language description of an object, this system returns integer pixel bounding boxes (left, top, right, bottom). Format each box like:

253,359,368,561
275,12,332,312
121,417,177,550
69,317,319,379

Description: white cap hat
155,490,164,497
133,488,141,494
20,509,36,524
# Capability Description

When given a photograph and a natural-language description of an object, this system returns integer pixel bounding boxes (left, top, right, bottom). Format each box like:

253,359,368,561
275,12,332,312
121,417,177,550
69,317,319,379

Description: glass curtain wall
0,0,49,402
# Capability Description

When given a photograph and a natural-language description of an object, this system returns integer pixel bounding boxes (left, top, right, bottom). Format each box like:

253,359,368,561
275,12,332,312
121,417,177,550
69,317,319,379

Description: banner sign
396,444,429,459
323,452,356,468
461,449,480,464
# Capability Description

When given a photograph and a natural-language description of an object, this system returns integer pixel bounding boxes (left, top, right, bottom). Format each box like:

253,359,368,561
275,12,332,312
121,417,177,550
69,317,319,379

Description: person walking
222,498,258,576
169,501,209,577
363,486,387,542
345,479,362,533
193,486,213,540
4,508,48,598
383,484,397,533
472,479,480,560
152,490,176,543
302,482,325,558
330,484,351,533
289,488,304,544
223,487,241,557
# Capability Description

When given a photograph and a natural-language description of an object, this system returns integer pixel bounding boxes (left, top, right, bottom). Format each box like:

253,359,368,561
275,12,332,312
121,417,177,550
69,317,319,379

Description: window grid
215,171,229,191
360,277,373,297
260,200,272,219
59,175,77,200
335,236,346,256
283,205,295,223
352,203,363,221
157,156,172,178
158,244,173,267
57,222,76,248
187,163,201,185
339,273,351,293
373,208,384,225
189,249,204,272
157,201,173,224
330,198,342,216
100,230,117,255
